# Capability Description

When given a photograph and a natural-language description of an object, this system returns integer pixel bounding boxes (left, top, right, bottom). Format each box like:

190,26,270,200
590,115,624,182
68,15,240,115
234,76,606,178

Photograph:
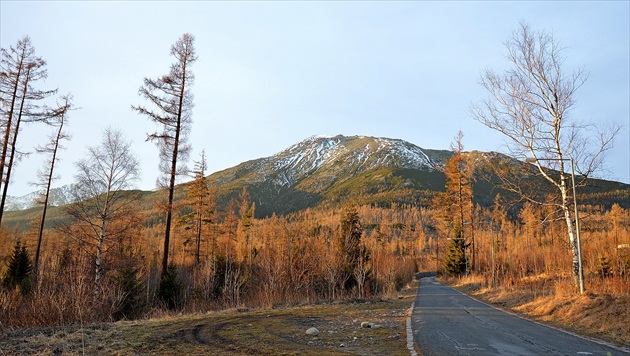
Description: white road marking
406,301,417,356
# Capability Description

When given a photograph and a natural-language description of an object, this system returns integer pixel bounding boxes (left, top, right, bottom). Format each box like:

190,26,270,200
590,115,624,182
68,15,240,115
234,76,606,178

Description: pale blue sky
2,1,629,196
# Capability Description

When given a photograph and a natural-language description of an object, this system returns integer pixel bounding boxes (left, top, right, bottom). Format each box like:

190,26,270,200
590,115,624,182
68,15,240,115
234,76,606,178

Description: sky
1,1,629,197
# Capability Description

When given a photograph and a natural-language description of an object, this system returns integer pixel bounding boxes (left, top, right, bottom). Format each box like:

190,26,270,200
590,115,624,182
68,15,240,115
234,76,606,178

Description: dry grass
446,274,630,347
0,280,418,355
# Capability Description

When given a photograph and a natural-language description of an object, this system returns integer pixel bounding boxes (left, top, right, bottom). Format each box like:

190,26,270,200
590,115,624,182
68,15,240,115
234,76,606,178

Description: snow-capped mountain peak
5,184,77,211
228,135,441,191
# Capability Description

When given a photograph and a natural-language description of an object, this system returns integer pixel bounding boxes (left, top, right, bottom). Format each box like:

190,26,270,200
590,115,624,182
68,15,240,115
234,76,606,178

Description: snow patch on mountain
255,135,438,189
5,184,77,211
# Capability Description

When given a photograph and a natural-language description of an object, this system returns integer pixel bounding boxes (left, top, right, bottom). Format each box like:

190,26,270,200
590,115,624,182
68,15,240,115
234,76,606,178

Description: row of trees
2,179,628,326
1,194,422,325
1,36,75,286
1,33,197,301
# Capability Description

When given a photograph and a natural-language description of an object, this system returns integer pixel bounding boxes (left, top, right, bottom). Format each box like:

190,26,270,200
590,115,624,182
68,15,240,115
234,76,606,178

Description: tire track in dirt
188,316,310,355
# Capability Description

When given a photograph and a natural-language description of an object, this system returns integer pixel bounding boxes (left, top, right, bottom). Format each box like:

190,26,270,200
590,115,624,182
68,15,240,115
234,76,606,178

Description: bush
113,264,145,319
158,263,180,309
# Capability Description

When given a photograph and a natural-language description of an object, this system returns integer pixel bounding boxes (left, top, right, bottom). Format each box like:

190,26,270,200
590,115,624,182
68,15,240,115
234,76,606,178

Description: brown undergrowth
445,274,630,347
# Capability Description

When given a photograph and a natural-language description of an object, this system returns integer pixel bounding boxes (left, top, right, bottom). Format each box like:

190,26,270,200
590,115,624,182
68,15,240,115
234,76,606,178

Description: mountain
5,184,78,211
208,135,453,216
3,134,629,228
207,135,630,217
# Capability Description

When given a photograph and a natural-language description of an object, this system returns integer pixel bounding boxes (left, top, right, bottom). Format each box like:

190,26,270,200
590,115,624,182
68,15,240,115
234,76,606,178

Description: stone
360,321,374,328
306,327,319,336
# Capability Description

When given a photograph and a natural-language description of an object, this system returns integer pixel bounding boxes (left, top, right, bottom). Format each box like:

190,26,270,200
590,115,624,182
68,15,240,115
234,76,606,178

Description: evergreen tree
2,241,33,293
338,205,365,292
433,131,474,274
443,226,468,277
113,263,145,319
158,263,180,309
179,150,215,265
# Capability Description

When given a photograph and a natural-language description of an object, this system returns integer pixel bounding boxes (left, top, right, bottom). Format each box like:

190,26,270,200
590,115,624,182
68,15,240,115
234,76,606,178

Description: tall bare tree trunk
133,33,196,281
1,37,55,227
0,66,32,223
33,95,72,286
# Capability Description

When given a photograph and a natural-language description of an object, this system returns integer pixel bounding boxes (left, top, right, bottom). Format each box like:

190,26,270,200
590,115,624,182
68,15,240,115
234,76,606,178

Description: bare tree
132,33,197,280
0,36,57,226
472,23,621,291
32,94,73,285
64,128,140,290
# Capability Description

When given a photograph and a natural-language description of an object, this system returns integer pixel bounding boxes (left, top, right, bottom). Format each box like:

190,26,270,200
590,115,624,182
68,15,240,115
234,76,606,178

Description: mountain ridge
4,135,629,222
5,184,78,211
204,135,455,215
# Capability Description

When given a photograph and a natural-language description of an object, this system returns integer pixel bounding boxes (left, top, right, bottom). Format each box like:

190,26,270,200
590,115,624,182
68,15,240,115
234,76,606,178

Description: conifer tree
133,33,197,280
338,205,365,292
179,150,215,265
113,262,145,319
0,36,57,226
157,263,180,309
433,131,474,274
443,226,467,276
238,188,255,272
1,241,32,293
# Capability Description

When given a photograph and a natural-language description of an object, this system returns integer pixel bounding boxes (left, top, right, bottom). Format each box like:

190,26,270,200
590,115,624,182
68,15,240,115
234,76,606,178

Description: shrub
158,263,181,309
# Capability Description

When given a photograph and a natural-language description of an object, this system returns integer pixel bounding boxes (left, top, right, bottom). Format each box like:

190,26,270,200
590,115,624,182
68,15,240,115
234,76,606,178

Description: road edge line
406,301,417,356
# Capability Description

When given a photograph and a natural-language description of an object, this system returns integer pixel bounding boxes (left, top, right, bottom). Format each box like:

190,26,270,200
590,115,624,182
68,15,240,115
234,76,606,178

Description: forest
1,176,629,328
1,27,629,331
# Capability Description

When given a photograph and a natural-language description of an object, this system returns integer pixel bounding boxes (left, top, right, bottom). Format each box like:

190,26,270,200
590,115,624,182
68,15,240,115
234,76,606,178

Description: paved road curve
412,276,628,355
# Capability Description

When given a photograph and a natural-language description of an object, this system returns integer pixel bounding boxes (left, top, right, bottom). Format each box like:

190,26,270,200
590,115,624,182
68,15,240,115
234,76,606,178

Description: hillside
208,135,452,216
3,134,629,228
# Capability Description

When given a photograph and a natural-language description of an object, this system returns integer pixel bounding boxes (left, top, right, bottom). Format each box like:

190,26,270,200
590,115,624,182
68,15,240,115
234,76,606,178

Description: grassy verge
0,280,418,355
443,274,630,348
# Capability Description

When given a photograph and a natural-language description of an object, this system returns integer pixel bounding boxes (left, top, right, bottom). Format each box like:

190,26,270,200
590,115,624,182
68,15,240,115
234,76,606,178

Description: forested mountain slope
3,135,628,228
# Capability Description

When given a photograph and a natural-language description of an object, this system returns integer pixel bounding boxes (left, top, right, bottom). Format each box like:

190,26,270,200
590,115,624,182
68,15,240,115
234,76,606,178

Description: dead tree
132,33,197,280
0,36,57,226
33,94,73,285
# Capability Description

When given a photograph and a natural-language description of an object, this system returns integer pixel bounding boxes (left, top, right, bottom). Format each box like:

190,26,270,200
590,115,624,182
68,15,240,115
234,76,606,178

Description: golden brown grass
446,274,630,347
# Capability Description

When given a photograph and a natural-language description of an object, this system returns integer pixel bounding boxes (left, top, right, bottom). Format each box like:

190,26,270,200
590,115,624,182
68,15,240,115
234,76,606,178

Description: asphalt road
412,276,628,356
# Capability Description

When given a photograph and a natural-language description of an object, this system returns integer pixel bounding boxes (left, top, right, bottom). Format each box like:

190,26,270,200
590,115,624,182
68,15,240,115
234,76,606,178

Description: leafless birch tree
132,33,197,280
472,23,620,291
64,128,140,290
